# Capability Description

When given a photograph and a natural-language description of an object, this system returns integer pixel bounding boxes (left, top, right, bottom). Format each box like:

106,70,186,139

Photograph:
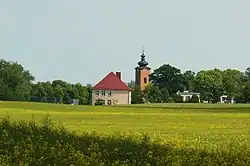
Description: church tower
135,49,151,91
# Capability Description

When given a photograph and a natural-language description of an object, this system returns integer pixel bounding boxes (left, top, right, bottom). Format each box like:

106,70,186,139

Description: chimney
116,72,121,80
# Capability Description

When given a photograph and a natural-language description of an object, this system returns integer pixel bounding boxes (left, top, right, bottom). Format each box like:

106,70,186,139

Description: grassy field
0,101,250,146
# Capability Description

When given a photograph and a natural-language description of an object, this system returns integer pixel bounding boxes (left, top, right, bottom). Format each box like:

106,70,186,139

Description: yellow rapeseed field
0,101,250,165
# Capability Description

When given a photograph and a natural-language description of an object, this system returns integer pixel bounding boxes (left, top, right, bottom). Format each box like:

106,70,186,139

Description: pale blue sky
1,0,250,85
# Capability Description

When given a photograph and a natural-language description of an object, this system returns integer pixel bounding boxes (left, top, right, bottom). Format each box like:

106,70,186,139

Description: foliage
190,94,200,103
149,64,185,96
245,67,250,77
0,59,90,105
144,83,161,103
241,81,250,103
0,59,34,101
173,94,183,103
195,69,224,103
131,86,143,104
222,69,242,98
144,84,170,103
2,58,250,104
94,99,105,105
30,81,90,105
159,87,170,103
183,70,196,91
74,83,89,105
86,85,93,105
0,115,249,165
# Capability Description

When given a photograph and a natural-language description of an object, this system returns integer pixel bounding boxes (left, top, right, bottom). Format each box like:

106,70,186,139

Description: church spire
138,47,148,67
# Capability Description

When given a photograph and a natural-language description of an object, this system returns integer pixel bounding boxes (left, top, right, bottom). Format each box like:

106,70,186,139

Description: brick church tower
135,49,151,91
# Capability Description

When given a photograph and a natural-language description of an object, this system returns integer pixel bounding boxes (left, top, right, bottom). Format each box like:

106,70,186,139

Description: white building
220,95,234,104
177,91,201,102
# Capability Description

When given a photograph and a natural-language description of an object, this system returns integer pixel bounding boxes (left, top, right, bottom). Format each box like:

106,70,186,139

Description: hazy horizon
1,0,250,85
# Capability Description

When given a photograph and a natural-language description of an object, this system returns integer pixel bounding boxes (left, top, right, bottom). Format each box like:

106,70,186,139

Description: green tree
86,84,92,105
242,83,250,103
183,70,196,91
42,82,54,98
144,83,161,103
222,69,241,98
0,59,34,101
32,82,46,98
74,83,89,105
52,80,70,95
61,83,74,104
54,84,64,103
195,69,224,103
159,87,170,103
131,86,143,104
149,64,185,96
238,67,250,103
245,67,250,77
173,94,183,103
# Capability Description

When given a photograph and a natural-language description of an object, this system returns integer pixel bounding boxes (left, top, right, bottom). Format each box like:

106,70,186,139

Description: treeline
1,59,250,104
130,64,250,104
0,59,91,104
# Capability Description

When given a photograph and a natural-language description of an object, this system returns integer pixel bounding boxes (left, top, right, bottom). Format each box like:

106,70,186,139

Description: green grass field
0,101,250,147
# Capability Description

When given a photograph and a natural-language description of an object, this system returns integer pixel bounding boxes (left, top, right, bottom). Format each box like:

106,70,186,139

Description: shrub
94,99,105,105
190,94,200,103
167,98,174,103
173,94,183,103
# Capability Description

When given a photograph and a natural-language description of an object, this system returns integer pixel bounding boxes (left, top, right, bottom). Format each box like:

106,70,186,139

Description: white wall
92,90,131,105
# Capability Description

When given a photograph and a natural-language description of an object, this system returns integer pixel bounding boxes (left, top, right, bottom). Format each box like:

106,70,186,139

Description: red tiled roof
92,72,131,91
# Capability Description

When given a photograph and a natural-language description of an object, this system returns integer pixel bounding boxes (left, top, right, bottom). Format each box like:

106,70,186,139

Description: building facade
92,72,131,105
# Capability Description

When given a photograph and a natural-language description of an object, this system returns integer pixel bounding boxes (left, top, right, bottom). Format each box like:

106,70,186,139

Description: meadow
0,101,250,165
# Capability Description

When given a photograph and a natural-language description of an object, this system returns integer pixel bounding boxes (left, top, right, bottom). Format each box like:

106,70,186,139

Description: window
95,91,99,96
108,91,111,97
101,90,105,96
107,100,112,105
144,77,147,83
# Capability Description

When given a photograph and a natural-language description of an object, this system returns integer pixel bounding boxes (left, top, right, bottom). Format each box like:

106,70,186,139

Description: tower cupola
137,50,148,67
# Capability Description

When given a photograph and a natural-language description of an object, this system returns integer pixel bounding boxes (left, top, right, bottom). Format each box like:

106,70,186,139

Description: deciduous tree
149,64,185,96
183,70,196,91
195,69,224,103
222,69,241,98
144,83,161,103
0,59,34,101
131,86,143,104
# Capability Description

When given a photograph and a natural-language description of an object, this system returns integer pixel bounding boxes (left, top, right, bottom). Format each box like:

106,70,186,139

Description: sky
1,0,250,85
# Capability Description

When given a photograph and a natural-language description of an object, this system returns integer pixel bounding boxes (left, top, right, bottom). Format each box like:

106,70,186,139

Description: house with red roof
91,71,132,105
